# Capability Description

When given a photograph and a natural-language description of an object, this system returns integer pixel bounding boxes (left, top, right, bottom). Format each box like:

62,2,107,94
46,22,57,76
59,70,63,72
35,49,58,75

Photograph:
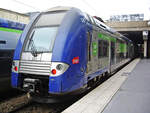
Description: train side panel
49,9,88,93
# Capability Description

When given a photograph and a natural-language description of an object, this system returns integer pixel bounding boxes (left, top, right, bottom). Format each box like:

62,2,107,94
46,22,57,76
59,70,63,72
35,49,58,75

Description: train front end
11,7,87,102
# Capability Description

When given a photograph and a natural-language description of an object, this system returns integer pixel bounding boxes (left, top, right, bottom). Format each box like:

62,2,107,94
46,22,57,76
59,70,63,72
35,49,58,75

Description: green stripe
98,33,109,41
0,27,22,33
109,37,116,42
98,33,116,42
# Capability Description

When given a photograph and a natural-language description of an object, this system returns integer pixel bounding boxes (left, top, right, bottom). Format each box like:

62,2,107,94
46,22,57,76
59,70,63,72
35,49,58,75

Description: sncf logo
72,56,79,64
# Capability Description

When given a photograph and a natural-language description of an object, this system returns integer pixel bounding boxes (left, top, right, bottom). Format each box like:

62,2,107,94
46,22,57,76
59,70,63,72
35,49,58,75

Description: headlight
56,64,63,70
50,62,69,76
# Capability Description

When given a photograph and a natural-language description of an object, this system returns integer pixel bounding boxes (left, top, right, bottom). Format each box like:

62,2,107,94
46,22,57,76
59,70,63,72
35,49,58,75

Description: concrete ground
62,59,141,113
102,59,150,113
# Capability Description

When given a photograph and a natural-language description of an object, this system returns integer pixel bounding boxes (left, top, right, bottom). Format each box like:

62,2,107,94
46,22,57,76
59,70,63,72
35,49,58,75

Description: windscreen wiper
36,51,44,54
29,31,38,57
30,39,38,57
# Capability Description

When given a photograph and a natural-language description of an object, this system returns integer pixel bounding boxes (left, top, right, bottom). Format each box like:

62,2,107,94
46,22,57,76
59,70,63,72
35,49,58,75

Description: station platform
62,59,150,113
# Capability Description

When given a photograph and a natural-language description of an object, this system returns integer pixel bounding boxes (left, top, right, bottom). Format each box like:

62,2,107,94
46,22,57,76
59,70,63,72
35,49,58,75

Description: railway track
0,94,31,113
0,88,99,113
0,78,109,113
0,90,24,102
0,93,79,113
14,102,72,113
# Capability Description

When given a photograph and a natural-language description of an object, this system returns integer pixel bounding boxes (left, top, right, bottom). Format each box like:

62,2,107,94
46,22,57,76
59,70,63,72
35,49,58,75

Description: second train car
0,18,25,92
11,7,134,102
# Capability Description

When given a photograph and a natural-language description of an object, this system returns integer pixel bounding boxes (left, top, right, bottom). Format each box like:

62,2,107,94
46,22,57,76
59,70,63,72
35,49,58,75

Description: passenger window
98,40,103,58
103,41,108,57
35,12,66,27
0,40,6,44
98,40,108,58
111,42,115,64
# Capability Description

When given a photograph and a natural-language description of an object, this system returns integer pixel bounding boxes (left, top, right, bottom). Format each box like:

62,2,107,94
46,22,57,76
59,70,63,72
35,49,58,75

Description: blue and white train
11,7,134,102
0,18,25,92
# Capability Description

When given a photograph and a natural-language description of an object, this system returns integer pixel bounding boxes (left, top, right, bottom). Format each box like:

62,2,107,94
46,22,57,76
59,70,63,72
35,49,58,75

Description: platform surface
62,59,141,113
102,59,150,113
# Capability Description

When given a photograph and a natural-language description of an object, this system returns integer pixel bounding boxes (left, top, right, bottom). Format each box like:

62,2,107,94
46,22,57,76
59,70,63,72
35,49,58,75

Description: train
0,18,25,92
11,6,134,103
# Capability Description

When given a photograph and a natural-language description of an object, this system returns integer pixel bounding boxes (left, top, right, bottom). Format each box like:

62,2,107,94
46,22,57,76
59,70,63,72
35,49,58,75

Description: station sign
143,31,148,40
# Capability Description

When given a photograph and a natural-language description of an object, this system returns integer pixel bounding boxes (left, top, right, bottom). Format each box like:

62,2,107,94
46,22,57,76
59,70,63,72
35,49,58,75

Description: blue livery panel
50,9,88,92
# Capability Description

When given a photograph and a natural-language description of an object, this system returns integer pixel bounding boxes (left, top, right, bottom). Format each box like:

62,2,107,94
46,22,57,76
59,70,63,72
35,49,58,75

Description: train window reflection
35,12,66,27
25,27,58,52
98,40,108,58
0,40,6,44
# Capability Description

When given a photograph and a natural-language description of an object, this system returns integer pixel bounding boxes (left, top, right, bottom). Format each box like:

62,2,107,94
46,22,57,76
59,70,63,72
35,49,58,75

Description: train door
86,30,98,74
110,41,116,72
97,32,109,72
116,39,120,63
86,31,92,74
98,38,103,69
115,39,126,69
108,39,111,73
111,41,116,64
91,30,99,72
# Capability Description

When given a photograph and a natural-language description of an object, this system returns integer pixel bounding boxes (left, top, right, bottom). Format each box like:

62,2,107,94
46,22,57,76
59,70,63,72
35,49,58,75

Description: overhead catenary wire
11,0,97,15
11,0,41,11
81,0,98,15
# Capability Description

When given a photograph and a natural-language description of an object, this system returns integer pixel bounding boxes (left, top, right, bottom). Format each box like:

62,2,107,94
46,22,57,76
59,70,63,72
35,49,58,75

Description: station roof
106,21,150,44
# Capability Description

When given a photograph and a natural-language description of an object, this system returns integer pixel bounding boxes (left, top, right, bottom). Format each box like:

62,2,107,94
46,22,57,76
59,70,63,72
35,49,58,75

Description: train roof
45,6,73,13
0,18,26,30
92,16,132,42
44,6,132,43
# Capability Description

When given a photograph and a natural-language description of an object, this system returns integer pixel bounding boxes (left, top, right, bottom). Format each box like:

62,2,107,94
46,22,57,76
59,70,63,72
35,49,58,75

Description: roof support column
143,31,148,58
144,40,147,58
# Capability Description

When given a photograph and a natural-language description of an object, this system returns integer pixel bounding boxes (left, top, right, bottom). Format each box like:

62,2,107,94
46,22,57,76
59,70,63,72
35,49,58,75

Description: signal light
51,69,56,75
